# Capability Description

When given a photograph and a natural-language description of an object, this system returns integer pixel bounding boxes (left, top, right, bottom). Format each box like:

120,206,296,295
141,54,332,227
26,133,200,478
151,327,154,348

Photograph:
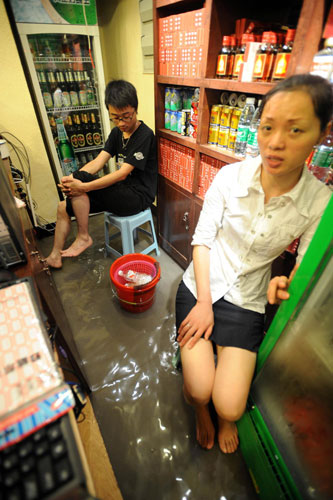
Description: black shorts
175,280,265,353
66,170,146,217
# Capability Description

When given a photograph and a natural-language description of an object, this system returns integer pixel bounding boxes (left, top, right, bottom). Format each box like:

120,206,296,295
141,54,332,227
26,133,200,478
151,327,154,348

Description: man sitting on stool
46,80,157,268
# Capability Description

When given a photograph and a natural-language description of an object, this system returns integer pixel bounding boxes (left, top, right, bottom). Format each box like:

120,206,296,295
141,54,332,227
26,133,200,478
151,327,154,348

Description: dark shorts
175,280,265,353
66,170,146,217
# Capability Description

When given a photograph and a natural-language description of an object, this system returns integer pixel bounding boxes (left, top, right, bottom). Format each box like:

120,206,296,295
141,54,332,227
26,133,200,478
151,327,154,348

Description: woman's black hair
105,80,138,111
262,74,333,131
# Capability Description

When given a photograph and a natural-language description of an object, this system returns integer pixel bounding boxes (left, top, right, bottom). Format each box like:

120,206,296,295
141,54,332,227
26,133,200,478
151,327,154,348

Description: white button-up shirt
183,156,331,313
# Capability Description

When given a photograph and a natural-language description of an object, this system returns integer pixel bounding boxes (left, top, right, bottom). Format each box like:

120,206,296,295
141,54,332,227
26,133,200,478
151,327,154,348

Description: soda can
177,111,182,134
210,104,222,125
180,110,191,136
170,88,182,111
237,94,247,108
170,111,178,132
220,91,229,105
165,109,171,129
229,92,238,106
218,126,230,148
208,124,219,145
165,87,171,110
230,107,242,131
227,129,237,151
220,105,232,127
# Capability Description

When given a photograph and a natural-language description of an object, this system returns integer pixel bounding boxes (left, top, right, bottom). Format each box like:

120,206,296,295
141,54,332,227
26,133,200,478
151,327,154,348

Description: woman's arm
267,263,299,305
177,245,214,349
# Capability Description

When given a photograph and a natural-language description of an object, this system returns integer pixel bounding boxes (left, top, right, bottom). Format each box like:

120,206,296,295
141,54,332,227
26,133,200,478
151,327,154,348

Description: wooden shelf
203,79,274,94
199,143,240,164
159,128,196,149
157,75,201,88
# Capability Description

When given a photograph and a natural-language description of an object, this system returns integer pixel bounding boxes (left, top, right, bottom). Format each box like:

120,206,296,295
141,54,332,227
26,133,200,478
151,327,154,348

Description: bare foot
195,405,215,450
61,236,93,257
46,252,62,269
218,417,239,453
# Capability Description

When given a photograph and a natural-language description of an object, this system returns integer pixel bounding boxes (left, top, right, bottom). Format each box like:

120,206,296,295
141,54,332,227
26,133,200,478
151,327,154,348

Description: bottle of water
311,37,333,83
246,99,262,158
234,97,256,158
308,124,333,185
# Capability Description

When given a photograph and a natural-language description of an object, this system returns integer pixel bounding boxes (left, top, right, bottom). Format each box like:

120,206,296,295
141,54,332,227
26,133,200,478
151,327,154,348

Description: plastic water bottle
311,37,333,83
308,124,333,185
234,97,256,158
246,99,262,158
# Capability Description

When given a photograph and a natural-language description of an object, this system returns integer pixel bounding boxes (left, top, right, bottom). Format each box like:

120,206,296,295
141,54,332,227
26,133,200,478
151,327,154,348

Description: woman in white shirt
176,74,332,454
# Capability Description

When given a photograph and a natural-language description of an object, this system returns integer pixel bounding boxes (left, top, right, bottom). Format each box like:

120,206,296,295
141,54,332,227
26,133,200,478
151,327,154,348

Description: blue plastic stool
104,208,160,258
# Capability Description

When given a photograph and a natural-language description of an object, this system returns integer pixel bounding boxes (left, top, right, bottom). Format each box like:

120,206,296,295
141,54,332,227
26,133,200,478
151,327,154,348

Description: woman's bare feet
218,417,239,453
46,252,62,269
195,405,215,450
61,235,93,257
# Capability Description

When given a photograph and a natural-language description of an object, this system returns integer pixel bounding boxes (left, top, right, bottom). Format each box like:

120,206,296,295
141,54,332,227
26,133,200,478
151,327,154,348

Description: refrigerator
237,196,333,500
6,0,111,190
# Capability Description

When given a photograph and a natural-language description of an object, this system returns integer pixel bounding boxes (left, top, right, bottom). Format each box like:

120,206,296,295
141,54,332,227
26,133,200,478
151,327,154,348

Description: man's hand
58,175,86,198
177,301,214,349
267,264,299,305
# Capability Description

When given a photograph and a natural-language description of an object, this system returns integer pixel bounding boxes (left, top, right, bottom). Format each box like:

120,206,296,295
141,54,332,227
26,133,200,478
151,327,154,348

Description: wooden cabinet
154,0,328,268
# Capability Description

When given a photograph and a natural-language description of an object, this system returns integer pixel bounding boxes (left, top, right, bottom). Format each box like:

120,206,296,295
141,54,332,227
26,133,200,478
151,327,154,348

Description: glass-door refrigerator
6,0,111,186
237,196,333,500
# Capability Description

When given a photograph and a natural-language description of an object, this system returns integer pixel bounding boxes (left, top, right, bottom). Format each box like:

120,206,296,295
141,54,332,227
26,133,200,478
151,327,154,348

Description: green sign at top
9,0,97,26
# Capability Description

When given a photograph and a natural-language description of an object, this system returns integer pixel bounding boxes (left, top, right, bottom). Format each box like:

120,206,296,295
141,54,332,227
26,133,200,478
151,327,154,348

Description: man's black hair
105,80,138,111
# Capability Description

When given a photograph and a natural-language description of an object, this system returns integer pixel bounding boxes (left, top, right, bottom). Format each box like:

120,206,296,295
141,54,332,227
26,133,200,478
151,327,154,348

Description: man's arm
80,150,111,175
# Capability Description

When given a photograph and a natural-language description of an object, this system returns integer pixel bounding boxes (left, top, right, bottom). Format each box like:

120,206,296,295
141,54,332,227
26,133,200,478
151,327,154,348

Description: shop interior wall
0,0,59,224
96,0,155,132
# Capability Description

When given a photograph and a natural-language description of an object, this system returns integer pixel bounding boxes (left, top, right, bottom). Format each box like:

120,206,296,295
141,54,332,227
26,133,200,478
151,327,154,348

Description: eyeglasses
109,111,135,123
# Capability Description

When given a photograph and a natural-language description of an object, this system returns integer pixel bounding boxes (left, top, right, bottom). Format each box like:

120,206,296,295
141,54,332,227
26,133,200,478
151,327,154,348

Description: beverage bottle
234,97,256,158
56,118,78,175
227,36,236,78
91,113,103,146
83,113,94,147
308,124,333,185
232,34,255,80
311,37,333,83
252,32,277,82
272,29,296,81
53,72,63,108
78,71,88,106
59,71,71,108
216,36,231,78
49,115,57,141
68,70,80,107
76,114,86,148
39,70,53,109
246,100,262,158
66,114,78,149
84,70,96,104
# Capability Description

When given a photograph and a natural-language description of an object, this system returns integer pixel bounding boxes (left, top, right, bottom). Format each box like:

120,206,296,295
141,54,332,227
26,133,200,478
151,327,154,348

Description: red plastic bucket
110,253,161,313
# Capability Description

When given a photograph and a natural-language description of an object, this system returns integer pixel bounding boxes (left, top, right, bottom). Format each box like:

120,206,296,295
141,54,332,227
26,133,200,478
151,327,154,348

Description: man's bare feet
218,417,239,453
195,405,215,450
61,236,93,257
46,252,62,269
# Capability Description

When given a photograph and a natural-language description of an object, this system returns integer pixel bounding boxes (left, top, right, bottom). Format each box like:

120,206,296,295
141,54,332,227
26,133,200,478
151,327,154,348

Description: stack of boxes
159,138,195,192
198,155,225,199
159,9,204,77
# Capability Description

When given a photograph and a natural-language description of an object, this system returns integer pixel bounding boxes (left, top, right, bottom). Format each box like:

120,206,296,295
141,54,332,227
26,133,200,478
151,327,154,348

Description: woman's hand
177,301,214,349
58,175,86,197
267,264,299,305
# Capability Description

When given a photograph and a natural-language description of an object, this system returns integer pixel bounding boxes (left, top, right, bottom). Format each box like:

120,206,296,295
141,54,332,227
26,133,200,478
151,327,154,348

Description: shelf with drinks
34,57,92,64
46,105,99,114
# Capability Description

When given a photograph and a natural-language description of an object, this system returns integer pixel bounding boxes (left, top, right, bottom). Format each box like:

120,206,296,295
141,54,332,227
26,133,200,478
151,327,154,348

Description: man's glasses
109,111,135,123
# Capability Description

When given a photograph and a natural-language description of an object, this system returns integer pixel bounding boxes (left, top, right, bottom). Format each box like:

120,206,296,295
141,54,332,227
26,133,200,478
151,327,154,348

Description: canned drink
229,92,238,106
218,126,230,148
180,110,191,136
165,109,171,129
170,88,182,111
165,87,171,110
170,111,178,131
183,89,193,109
220,105,233,127
230,107,242,130
220,91,229,105
210,104,222,125
177,111,182,134
237,94,247,108
208,124,219,145
227,129,237,151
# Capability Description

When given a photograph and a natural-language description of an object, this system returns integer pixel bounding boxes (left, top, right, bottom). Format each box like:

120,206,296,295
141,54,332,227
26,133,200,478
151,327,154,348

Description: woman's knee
57,200,69,219
212,392,246,422
183,379,213,406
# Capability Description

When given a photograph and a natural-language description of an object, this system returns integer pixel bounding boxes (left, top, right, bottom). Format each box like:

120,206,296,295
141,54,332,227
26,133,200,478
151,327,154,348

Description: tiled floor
38,213,257,500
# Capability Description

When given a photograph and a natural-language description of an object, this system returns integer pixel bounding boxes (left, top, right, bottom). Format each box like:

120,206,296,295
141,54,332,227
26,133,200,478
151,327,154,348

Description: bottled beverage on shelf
84,70,96,105
216,36,231,78
75,114,86,148
49,115,57,139
91,112,103,146
272,29,296,80
232,34,255,80
68,70,80,107
228,36,236,78
234,97,256,158
56,118,78,175
53,72,63,108
308,124,333,185
246,100,262,158
39,70,53,109
59,71,71,107
66,114,78,149
83,113,94,146
252,32,277,82
78,71,88,106
311,37,333,83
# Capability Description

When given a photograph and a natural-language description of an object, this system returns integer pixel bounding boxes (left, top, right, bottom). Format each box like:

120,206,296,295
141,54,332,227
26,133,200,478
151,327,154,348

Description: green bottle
56,118,78,175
